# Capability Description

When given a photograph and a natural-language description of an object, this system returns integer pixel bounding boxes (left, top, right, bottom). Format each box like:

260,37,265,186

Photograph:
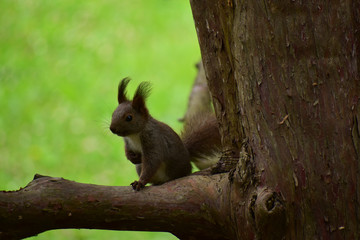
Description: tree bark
1,1,360,239
0,174,231,240
0,168,285,240
191,0,360,238
181,61,213,122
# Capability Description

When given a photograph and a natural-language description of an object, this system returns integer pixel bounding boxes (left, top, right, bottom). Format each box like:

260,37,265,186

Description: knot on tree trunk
248,188,286,240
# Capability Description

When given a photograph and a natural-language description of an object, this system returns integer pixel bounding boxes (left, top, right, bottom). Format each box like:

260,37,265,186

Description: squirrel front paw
126,150,142,164
131,180,145,191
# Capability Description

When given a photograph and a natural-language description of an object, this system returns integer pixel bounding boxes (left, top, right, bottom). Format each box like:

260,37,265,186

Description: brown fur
110,78,221,190
181,113,222,169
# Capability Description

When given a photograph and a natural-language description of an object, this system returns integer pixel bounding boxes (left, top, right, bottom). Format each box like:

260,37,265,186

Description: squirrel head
110,78,152,136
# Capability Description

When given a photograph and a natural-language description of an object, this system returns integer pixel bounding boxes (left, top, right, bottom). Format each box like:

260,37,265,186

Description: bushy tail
181,113,222,170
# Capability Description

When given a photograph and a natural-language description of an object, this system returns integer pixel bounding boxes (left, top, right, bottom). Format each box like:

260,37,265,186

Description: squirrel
110,78,221,190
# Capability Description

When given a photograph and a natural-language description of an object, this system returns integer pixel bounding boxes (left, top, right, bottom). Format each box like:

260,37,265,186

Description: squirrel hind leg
149,162,171,185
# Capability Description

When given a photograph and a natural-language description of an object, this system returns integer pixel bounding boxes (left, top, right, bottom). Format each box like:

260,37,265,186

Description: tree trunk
191,0,360,238
1,1,360,239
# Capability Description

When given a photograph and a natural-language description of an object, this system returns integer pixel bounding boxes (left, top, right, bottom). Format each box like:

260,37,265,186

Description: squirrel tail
181,113,222,170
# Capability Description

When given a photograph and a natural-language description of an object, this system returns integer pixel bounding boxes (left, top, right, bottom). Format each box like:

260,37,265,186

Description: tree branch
0,174,233,240
181,61,213,123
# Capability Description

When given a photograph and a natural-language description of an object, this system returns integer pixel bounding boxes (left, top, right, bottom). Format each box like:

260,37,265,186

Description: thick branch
181,61,213,123
0,174,233,240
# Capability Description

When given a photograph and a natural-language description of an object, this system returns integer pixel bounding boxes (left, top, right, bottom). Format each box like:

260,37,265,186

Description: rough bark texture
0,174,231,240
0,169,284,240
1,1,360,239
191,0,360,238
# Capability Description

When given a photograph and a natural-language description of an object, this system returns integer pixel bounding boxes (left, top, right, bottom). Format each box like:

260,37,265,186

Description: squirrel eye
125,115,133,122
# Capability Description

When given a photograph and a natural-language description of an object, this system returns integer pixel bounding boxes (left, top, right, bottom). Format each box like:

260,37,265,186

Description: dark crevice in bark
351,114,360,236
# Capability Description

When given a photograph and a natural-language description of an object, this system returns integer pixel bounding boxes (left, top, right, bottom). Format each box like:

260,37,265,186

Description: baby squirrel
110,78,221,190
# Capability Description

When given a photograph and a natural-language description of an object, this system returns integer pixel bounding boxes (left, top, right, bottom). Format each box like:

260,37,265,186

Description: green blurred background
0,0,200,239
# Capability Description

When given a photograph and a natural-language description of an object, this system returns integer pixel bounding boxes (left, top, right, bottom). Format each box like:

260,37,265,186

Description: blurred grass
0,0,200,239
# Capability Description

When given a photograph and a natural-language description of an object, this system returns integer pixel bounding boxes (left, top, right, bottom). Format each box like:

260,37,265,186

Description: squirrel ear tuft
132,81,152,116
118,77,131,103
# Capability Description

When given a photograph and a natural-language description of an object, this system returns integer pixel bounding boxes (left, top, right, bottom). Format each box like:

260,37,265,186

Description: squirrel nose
110,125,116,134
